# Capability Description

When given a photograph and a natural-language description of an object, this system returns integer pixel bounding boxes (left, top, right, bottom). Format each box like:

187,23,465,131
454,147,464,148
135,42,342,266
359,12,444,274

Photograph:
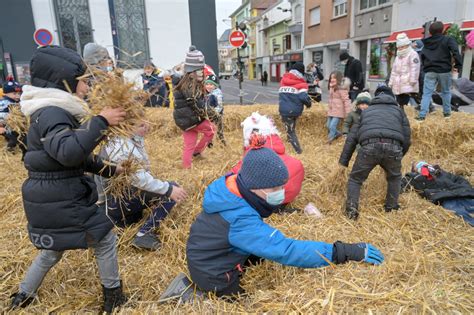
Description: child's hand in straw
169,185,188,203
99,107,126,126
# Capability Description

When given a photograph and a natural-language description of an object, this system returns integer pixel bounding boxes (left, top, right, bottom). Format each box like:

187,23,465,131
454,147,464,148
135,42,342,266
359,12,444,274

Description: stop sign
229,30,246,48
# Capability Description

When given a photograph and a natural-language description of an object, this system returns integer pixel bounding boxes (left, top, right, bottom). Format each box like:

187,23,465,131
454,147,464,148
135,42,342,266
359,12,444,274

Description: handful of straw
103,157,142,201
6,105,29,135
84,70,148,139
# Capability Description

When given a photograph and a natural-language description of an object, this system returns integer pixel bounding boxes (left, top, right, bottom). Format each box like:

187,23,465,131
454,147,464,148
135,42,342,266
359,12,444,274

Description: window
369,37,389,79
334,0,347,18
310,7,321,26
112,0,150,68
294,35,302,50
53,0,93,54
360,0,390,11
294,4,302,23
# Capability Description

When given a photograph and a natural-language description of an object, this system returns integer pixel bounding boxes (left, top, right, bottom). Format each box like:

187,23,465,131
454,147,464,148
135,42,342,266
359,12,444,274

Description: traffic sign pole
235,23,244,105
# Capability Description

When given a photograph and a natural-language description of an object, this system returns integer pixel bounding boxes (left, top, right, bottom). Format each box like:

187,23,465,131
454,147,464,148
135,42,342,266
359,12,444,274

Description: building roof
219,29,232,43
251,0,279,10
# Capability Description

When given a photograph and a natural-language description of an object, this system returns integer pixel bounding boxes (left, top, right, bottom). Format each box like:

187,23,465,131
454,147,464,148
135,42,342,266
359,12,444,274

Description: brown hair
429,21,444,35
328,71,343,91
175,72,205,99
306,63,315,72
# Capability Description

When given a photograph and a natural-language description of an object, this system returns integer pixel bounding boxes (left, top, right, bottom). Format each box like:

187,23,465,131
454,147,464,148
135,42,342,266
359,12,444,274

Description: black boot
345,204,359,220
102,282,127,313
10,292,34,309
384,204,400,212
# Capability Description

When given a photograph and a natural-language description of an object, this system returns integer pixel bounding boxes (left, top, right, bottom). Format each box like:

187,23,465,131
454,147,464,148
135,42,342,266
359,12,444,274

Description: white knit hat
396,33,411,48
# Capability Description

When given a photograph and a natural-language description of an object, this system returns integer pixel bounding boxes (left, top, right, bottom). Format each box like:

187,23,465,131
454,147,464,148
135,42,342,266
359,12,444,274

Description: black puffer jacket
344,56,364,90
22,106,115,251
21,45,115,251
173,89,207,131
339,95,411,166
402,171,474,204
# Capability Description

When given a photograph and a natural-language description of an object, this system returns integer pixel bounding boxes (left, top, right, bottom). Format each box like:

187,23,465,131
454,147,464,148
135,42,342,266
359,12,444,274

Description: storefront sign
270,52,303,63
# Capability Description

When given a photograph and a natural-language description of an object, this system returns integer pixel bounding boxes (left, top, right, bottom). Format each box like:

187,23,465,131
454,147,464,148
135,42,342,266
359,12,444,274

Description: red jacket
231,134,304,204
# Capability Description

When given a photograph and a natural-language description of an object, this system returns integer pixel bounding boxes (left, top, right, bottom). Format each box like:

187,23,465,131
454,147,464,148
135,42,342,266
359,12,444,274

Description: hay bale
0,104,473,313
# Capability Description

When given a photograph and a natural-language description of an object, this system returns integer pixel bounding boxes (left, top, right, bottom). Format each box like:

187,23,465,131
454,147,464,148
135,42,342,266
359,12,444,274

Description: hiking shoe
444,113,451,119
158,273,204,303
10,292,34,309
345,205,359,220
102,282,127,314
384,205,400,212
132,233,161,250
415,116,425,121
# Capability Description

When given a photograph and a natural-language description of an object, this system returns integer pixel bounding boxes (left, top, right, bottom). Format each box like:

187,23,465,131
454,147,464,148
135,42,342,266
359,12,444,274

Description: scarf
397,46,413,58
236,173,279,218
20,85,88,120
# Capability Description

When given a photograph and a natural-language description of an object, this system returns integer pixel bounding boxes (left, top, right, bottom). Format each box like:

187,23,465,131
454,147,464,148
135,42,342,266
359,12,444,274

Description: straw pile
5,105,28,136
0,104,473,313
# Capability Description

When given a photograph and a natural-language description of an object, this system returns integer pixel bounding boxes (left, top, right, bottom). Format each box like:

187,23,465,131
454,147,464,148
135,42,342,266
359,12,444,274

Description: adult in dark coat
339,85,411,220
340,52,365,101
10,45,127,313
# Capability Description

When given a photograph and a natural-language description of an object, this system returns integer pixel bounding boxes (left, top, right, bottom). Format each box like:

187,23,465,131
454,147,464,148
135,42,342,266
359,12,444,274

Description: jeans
281,116,302,153
182,120,215,168
349,89,360,102
420,72,452,117
327,117,341,141
346,143,403,210
19,230,120,296
441,198,474,226
108,193,176,234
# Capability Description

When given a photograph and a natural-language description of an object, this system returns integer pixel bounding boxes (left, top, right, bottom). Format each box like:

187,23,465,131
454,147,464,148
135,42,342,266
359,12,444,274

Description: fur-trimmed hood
20,85,88,120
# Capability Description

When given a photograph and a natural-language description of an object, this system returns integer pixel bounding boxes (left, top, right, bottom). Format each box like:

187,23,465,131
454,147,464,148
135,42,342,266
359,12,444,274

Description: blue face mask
261,188,285,206
106,66,114,72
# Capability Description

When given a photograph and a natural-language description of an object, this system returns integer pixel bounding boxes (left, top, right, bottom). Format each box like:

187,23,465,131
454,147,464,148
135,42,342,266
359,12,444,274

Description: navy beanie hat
2,77,22,94
291,62,305,75
239,147,289,189
374,85,395,100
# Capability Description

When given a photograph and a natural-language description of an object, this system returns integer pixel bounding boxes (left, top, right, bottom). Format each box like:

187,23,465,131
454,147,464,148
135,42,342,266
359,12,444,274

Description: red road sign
34,29,53,46
229,30,246,48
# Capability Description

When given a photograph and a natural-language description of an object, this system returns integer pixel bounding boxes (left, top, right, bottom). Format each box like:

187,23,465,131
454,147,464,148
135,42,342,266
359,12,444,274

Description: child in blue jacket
159,144,384,302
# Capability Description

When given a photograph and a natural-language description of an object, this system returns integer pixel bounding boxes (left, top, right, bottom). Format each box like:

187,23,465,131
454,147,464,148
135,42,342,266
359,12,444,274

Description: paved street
220,78,474,114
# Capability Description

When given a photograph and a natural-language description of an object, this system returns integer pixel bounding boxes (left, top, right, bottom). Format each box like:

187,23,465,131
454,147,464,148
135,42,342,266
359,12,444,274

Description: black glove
332,241,384,265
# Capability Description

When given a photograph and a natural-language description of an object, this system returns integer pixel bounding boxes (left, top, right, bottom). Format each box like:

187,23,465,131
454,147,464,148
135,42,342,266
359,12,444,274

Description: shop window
360,0,390,11
310,7,320,26
334,0,347,18
369,37,390,79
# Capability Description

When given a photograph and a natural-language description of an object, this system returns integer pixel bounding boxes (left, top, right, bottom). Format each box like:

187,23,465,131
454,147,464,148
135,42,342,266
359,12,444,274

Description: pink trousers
182,120,215,168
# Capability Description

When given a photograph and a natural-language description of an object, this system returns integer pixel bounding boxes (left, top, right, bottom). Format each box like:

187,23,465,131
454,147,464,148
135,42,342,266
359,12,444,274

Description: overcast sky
216,0,242,38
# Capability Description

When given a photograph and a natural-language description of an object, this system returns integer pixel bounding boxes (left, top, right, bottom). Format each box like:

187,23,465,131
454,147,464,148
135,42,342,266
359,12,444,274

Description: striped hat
184,45,205,73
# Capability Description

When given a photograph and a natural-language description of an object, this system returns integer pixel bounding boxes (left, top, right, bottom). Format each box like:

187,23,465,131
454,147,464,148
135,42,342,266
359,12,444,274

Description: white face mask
341,60,348,65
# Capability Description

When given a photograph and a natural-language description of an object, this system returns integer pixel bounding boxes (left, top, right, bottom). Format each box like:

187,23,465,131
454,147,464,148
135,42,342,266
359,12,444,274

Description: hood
241,112,280,147
280,71,308,90
422,34,445,50
20,85,88,119
202,176,250,214
370,94,399,107
244,134,285,155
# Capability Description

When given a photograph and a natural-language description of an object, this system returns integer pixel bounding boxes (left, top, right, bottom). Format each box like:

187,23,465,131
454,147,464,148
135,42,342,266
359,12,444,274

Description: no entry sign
34,29,53,46
229,30,246,48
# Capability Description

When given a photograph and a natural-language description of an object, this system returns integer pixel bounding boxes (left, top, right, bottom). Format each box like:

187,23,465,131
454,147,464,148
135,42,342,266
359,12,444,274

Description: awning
461,20,474,31
385,24,451,43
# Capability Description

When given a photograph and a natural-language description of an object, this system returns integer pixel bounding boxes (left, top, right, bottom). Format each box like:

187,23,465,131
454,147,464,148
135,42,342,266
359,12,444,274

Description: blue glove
359,243,384,265
332,241,384,265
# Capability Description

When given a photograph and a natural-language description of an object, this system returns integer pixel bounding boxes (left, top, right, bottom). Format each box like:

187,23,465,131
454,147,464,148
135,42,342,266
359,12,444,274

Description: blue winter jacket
186,175,333,289
278,70,312,117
